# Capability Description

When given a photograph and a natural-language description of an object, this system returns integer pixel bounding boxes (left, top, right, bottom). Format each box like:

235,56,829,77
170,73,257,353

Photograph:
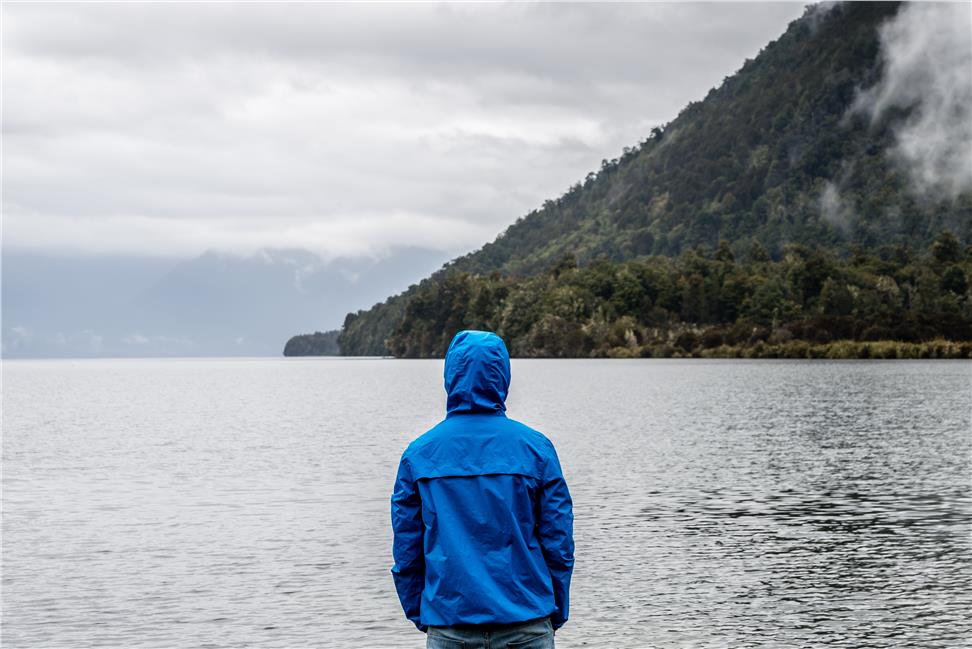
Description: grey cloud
852,2,972,200
3,2,805,259
819,181,854,236
7,3,793,77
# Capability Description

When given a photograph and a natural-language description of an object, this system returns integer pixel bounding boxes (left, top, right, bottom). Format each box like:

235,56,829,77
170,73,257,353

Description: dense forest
378,233,972,359
288,2,972,358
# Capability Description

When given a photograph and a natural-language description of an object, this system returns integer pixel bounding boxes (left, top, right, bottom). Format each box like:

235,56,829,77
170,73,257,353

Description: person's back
391,330,574,648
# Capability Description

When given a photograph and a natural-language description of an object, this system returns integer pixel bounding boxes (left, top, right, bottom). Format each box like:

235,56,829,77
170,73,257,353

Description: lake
2,358,970,648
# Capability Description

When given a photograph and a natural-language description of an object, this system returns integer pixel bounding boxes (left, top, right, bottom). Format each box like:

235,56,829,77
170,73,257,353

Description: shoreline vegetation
285,337,972,360
283,330,339,357
284,233,972,360
632,339,971,360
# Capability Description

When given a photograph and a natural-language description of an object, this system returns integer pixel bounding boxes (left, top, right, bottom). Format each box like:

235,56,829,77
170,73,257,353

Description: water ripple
3,358,970,647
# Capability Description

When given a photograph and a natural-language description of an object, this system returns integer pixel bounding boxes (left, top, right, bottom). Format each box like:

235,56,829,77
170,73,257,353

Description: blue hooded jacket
391,330,574,632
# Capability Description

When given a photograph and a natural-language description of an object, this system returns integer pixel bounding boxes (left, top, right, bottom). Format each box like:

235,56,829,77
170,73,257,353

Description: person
391,330,575,649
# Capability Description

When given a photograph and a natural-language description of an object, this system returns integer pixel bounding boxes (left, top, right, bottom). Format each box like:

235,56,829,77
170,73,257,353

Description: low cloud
819,181,854,236
2,3,805,259
123,332,193,347
60,329,104,354
852,2,972,200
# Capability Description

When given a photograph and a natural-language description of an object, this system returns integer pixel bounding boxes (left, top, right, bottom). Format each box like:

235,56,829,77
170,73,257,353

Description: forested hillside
445,2,968,275
387,233,972,358
330,2,972,357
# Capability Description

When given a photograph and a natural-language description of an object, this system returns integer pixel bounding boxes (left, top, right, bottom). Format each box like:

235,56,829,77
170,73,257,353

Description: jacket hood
444,330,511,415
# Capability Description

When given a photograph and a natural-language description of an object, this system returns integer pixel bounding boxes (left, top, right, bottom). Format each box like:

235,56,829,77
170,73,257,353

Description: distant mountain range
2,247,450,358
332,1,972,356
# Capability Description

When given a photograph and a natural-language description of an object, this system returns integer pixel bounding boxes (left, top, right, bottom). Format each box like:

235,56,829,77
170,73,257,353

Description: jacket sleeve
390,453,427,632
537,444,575,630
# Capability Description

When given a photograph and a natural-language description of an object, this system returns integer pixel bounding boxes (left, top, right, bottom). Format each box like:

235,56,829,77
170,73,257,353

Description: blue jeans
426,617,555,649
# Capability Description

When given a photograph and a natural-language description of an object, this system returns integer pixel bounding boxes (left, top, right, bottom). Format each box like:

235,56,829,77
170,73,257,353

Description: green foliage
941,266,969,296
337,292,410,356
377,235,972,358
699,339,972,360
283,330,341,356
933,231,963,265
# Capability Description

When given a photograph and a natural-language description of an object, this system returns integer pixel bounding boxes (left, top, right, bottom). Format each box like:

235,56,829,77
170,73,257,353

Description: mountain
335,2,972,357
2,246,451,358
443,2,970,275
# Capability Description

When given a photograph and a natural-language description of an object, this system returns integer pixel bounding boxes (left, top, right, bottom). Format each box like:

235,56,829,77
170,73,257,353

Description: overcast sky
3,2,807,261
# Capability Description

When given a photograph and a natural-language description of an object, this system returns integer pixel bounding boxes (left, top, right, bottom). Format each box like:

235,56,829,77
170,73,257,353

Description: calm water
3,359,970,648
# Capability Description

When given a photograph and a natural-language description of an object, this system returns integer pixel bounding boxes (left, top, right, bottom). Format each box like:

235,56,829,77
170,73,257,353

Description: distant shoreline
7,339,971,361
623,338,972,360
281,337,972,360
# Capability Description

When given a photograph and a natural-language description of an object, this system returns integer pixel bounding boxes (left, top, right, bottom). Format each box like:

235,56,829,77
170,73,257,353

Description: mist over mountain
441,2,970,277
335,2,972,357
2,247,450,358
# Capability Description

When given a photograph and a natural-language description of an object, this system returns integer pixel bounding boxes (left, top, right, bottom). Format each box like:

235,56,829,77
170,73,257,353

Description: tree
941,266,969,296
552,252,578,278
715,240,736,263
932,231,962,265
748,240,771,263
819,278,855,316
